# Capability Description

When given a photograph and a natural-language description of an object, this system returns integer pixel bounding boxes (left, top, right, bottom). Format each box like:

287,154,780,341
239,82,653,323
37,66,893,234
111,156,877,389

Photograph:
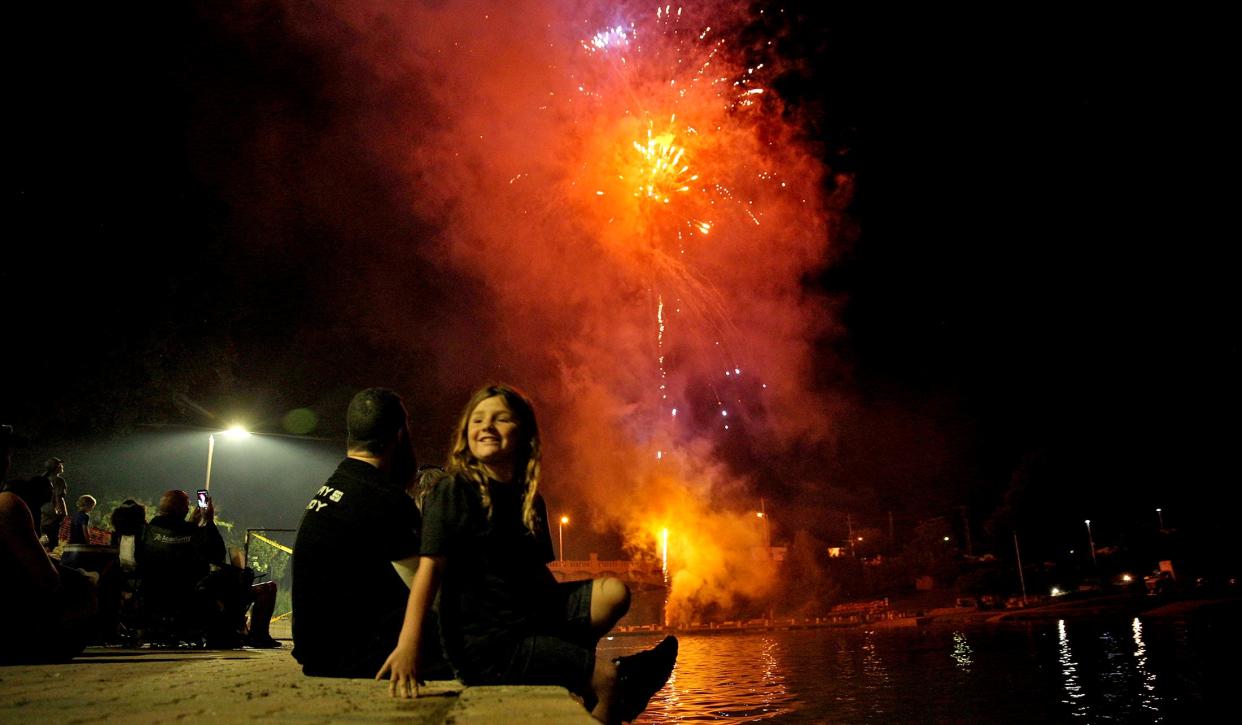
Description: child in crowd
68,494,96,545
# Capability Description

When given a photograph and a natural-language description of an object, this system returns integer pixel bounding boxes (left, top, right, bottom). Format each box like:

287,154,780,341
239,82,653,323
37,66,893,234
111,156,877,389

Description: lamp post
1085,519,1098,568
1156,508,1164,531
558,515,569,562
204,425,251,492
204,434,215,491
1014,532,1028,606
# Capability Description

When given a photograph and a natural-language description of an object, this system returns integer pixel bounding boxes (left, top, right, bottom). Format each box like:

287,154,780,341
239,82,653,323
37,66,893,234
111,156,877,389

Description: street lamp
558,515,569,562
1156,508,1164,530
756,511,771,552
204,425,252,491
1085,519,1098,568
757,498,772,556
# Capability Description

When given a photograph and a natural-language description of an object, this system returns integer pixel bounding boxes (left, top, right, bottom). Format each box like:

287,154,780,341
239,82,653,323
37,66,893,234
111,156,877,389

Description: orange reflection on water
604,633,794,722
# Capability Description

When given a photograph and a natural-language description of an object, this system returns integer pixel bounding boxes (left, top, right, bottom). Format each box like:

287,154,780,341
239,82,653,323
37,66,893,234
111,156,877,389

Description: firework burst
552,3,816,623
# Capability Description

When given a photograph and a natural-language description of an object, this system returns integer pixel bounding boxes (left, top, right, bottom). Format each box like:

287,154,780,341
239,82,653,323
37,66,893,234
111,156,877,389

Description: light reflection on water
1132,617,1160,718
1057,619,1088,718
950,630,972,672
598,607,1237,723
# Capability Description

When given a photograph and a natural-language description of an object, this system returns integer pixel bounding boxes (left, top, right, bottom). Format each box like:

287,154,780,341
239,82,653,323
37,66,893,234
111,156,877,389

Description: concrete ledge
0,645,591,723
448,686,595,724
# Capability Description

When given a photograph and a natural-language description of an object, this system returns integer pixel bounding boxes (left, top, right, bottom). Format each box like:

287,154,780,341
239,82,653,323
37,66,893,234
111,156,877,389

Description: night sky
6,2,1235,559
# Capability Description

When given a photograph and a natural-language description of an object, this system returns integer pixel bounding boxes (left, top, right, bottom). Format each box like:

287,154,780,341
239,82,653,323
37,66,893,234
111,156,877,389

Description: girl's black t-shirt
420,473,557,676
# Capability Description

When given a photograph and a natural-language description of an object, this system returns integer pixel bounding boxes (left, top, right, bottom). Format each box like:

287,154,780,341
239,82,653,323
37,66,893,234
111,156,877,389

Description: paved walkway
0,642,594,724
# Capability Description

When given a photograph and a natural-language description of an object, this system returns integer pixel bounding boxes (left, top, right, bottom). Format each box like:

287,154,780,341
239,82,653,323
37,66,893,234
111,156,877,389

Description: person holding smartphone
138,489,226,644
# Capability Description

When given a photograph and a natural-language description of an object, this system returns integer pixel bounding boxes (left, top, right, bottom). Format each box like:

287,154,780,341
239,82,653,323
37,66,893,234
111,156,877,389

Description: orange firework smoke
313,0,841,623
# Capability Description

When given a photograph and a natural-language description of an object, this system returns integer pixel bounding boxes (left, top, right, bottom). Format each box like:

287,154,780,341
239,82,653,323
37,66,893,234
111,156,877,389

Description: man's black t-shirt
420,473,557,678
292,458,421,675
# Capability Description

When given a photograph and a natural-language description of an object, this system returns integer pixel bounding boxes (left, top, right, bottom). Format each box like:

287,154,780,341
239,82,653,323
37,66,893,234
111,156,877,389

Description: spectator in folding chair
109,499,147,642
137,489,225,647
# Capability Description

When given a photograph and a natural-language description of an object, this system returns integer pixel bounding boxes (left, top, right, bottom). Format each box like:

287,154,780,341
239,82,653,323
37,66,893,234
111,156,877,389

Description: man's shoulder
0,491,31,521
143,520,197,549
145,515,194,536
301,461,414,527
324,458,389,491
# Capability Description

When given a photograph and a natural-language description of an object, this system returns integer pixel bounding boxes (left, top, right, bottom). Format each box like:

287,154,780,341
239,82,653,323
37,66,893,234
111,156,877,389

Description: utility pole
1013,532,1028,606
847,513,855,557
959,506,974,557
1085,519,1098,569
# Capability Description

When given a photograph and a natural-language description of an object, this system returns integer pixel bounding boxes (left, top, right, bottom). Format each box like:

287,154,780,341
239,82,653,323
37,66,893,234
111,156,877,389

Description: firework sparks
560,4,809,623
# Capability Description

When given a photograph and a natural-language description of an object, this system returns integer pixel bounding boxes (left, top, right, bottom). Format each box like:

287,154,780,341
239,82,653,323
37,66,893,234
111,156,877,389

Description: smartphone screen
197,490,209,508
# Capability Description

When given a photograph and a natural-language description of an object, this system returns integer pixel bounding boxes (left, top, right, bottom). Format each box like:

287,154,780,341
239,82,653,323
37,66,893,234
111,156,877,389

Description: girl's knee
598,577,631,614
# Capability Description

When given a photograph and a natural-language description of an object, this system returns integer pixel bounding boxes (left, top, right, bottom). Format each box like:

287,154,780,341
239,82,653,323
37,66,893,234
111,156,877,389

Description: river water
598,608,1239,722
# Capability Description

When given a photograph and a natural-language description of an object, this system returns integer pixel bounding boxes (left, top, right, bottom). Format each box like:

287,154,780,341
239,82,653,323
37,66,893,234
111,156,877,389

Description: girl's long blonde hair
446,384,542,534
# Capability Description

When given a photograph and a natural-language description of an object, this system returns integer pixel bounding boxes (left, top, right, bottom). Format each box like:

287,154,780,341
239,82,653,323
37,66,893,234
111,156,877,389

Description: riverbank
609,592,1242,636
0,642,594,724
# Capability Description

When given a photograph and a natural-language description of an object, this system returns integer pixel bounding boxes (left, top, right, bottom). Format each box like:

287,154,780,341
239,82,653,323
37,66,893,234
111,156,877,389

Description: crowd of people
0,426,278,663
2,382,677,724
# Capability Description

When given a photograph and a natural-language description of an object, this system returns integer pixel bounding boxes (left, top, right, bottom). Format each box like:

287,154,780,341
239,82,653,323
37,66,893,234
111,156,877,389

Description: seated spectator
1,476,52,534
109,499,148,643
411,464,446,511
192,547,283,649
0,425,97,663
138,489,226,647
221,549,280,648
292,387,449,678
380,384,675,721
68,494,96,545
110,499,148,571
245,580,279,648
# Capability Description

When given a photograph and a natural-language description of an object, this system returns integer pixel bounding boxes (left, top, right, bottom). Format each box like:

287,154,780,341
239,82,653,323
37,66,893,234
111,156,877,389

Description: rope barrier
250,532,293,555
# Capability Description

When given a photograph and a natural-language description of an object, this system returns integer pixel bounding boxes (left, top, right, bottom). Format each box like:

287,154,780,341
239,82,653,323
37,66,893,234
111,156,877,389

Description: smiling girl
377,383,677,723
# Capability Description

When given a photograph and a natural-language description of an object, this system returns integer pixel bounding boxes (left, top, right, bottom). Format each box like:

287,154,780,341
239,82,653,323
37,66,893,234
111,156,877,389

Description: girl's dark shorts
498,579,596,694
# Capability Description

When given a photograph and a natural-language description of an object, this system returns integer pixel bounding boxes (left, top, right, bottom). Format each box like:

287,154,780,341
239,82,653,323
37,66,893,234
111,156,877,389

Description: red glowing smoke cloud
294,0,843,621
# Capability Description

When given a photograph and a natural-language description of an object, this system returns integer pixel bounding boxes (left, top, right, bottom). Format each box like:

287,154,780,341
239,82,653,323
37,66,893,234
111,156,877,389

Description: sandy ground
0,623,594,724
